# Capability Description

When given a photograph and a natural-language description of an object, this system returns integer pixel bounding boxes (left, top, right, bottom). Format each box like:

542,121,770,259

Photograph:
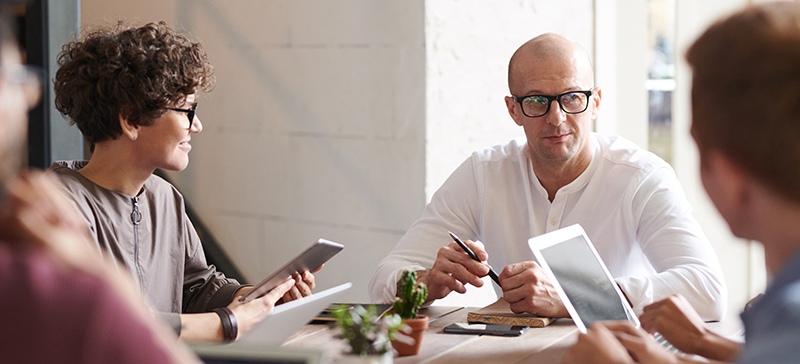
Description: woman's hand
227,278,295,340
564,321,682,364
603,321,680,364
640,294,741,361
640,294,709,355
563,322,635,364
280,270,316,303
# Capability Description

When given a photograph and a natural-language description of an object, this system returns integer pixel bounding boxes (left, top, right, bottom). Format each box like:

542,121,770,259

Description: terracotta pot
391,315,429,356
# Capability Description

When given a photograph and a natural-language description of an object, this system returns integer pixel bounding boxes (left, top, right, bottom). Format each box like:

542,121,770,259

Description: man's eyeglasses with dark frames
513,89,594,118
167,102,197,129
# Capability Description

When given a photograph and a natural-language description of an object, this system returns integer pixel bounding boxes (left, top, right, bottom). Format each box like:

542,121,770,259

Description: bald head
508,33,594,94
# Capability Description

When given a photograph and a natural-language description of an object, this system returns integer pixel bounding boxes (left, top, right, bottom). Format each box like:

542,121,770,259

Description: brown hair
688,2,800,202
54,21,215,146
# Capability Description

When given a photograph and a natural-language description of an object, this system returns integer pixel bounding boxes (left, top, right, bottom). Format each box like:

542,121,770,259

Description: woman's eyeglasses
167,102,197,129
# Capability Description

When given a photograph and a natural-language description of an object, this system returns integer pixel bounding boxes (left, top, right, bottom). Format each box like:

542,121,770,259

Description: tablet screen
539,235,628,328
240,239,343,303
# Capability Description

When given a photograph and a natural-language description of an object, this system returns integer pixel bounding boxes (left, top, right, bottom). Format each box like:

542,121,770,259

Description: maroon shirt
0,244,178,363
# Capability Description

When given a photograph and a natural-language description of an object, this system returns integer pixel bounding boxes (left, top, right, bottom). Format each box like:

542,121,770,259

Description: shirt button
540,191,545,196
550,218,557,225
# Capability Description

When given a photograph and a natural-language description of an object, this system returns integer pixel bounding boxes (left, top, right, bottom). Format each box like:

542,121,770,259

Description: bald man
368,33,726,321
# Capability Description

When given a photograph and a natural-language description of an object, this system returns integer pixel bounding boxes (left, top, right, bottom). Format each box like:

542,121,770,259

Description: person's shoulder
774,278,800,318
594,133,670,173
744,270,800,328
46,160,95,198
47,160,87,182
144,172,185,203
738,279,800,364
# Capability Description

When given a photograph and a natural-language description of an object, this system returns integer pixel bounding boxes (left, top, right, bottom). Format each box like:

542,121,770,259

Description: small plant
393,270,428,319
333,304,404,356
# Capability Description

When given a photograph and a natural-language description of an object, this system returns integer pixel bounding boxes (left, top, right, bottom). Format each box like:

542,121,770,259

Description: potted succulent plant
332,304,403,364
390,270,429,356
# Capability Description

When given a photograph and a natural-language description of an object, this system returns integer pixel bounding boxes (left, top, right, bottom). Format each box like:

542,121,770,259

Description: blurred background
20,0,766,321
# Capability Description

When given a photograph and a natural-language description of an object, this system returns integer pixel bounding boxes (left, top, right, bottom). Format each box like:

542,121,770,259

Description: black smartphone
443,323,529,336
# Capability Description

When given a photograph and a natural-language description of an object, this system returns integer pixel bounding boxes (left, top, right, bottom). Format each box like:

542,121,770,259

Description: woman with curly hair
47,22,316,343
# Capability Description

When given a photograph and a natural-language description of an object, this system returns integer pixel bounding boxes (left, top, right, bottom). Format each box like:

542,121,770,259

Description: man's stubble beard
531,136,580,167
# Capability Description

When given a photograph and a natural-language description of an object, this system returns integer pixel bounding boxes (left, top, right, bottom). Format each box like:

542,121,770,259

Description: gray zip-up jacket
49,160,245,334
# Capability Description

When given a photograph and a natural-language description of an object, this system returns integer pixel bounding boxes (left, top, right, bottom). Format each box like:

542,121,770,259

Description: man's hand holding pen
415,231,569,318
415,235,495,302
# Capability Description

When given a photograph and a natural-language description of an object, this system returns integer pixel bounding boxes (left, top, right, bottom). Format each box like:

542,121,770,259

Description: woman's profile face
135,94,202,172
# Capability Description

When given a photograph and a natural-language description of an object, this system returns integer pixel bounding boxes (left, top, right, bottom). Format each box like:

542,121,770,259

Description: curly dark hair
54,21,215,146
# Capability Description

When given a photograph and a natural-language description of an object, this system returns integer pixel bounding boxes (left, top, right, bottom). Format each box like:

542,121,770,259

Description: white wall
424,0,593,307
594,0,648,148
82,0,427,302
671,0,766,319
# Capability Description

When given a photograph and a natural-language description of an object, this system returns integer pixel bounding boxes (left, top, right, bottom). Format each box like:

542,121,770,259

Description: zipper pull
130,196,142,225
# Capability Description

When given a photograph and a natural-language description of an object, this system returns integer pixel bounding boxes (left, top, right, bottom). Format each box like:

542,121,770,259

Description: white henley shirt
368,133,726,320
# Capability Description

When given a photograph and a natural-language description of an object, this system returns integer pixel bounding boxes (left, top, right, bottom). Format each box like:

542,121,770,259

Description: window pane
647,0,676,165
648,90,672,165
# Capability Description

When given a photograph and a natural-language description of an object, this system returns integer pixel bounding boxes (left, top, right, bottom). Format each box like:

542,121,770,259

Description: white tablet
527,224,639,333
239,238,344,303
235,282,352,347
191,283,351,358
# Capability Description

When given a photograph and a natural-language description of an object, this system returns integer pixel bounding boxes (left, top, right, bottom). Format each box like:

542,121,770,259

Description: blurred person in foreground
564,2,800,363
46,22,317,343
0,2,199,362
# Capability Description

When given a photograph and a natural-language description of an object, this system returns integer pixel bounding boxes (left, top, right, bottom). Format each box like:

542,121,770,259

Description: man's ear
590,87,602,120
504,96,524,127
119,113,139,141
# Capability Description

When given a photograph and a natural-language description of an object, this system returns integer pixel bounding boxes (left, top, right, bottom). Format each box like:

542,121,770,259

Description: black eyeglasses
513,89,593,118
167,102,197,129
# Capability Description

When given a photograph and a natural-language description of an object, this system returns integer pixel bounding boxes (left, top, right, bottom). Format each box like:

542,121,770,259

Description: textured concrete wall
81,0,426,302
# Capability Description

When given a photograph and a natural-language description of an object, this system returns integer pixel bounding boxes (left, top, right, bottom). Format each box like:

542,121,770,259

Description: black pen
448,231,501,287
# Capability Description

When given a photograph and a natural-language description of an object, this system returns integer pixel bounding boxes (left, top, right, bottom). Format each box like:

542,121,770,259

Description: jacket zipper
130,196,144,293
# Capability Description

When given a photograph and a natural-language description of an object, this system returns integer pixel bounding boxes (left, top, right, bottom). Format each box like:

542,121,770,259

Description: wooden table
282,306,580,364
